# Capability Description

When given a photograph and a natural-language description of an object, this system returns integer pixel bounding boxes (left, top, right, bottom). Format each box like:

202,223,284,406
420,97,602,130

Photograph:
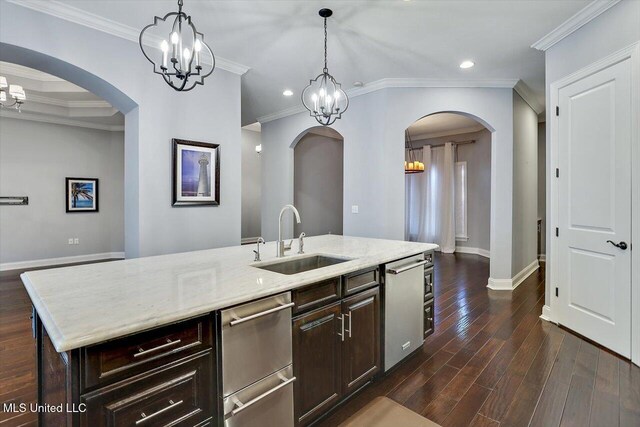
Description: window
455,161,468,241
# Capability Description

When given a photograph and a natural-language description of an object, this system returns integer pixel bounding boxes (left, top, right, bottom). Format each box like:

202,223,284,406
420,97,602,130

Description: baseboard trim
0,252,125,272
540,305,553,322
487,259,540,291
455,246,490,258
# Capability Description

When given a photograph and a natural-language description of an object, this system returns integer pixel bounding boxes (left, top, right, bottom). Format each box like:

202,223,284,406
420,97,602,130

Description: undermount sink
255,255,351,275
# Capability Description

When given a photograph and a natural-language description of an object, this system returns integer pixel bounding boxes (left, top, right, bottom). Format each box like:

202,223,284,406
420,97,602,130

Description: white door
556,58,632,357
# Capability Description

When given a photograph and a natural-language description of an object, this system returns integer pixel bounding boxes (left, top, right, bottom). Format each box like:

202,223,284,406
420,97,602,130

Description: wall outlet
73,238,79,245
68,238,74,245
351,205,359,214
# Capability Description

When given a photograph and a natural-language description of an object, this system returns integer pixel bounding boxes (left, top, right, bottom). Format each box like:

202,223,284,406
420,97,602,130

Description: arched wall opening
404,110,496,268
0,42,141,257
291,126,344,237
405,112,492,252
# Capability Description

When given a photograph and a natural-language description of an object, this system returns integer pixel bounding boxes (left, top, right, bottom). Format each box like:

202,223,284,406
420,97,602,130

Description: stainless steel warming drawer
220,292,295,426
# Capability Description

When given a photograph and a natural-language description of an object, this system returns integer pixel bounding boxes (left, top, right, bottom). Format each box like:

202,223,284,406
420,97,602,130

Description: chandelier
405,129,424,174
0,76,26,112
139,0,215,92
302,8,349,126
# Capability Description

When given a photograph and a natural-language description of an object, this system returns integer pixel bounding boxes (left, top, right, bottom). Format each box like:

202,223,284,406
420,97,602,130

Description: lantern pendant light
302,8,349,126
405,129,425,174
139,0,215,92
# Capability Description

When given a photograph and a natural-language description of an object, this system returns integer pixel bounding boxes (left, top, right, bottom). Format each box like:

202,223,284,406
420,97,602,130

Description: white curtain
405,143,456,253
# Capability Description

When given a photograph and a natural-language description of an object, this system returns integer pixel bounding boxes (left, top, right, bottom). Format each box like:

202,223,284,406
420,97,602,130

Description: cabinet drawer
424,267,434,302
292,277,341,315
83,316,212,390
424,303,434,338
343,267,379,296
81,352,213,427
220,292,292,397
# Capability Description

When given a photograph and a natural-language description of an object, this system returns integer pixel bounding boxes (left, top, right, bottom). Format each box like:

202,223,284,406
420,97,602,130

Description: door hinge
555,287,559,297
556,106,559,116
555,228,559,237
556,168,559,178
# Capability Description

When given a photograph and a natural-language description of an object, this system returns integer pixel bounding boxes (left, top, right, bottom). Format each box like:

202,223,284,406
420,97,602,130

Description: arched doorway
404,112,492,261
292,126,344,236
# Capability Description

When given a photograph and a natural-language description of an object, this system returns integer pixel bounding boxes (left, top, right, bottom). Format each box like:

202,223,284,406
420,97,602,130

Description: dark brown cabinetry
36,315,215,427
292,268,381,426
424,264,435,339
341,287,380,395
292,303,343,425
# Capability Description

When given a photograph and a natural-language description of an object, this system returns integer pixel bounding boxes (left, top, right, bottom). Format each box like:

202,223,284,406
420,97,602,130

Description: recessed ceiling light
283,89,294,96
353,81,364,87
459,60,475,69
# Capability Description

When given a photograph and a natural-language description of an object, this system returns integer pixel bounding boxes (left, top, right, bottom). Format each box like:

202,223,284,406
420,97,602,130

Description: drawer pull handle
133,338,182,358
135,399,183,424
231,376,296,416
387,260,428,275
229,302,295,326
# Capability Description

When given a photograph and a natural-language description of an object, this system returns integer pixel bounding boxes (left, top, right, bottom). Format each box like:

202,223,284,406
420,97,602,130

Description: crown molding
531,0,622,51
411,124,487,141
6,0,251,76
27,93,113,110
513,80,544,114
257,77,520,124
0,110,124,132
0,62,62,81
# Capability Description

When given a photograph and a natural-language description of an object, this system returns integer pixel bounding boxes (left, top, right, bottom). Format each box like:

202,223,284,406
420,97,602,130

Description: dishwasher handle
387,259,428,275
230,376,296,416
229,302,295,326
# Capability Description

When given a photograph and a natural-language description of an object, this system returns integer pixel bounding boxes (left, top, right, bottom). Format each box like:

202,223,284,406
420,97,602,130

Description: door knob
606,240,628,250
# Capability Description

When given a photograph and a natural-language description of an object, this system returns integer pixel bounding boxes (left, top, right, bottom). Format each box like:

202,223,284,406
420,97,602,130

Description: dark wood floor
0,269,37,427
318,253,640,427
1,255,639,426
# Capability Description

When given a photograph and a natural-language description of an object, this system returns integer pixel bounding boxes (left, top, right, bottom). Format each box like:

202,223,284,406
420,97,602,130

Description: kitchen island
22,235,437,426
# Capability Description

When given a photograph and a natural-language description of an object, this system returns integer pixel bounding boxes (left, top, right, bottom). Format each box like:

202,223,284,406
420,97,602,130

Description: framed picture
172,138,220,206
66,178,99,212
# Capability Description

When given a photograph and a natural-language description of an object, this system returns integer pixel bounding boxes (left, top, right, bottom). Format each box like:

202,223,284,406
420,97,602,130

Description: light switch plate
74,238,79,244
351,205,359,214
68,238,73,245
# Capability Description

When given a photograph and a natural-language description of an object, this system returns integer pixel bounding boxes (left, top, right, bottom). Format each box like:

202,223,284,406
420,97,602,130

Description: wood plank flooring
317,253,640,427
0,254,639,426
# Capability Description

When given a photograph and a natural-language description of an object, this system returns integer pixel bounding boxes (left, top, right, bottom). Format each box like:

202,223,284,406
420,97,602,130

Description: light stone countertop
21,235,438,352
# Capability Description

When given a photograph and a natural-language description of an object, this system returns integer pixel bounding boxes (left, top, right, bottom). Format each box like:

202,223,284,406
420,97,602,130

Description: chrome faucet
277,204,301,257
253,237,265,262
298,232,306,254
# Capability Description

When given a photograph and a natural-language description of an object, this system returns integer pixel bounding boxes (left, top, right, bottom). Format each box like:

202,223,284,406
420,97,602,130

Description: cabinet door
292,303,342,426
341,287,380,396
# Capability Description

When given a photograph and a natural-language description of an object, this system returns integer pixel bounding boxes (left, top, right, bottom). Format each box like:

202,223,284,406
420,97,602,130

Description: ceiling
0,62,124,130
52,0,590,125
408,113,485,140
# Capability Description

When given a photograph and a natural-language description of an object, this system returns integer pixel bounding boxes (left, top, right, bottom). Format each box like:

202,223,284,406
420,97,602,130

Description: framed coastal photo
172,138,220,206
66,178,99,213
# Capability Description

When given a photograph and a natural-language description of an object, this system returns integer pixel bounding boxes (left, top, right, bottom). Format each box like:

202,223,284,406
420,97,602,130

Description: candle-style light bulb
183,48,191,72
160,40,169,68
311,93,318,112
170,31,179,62
194,39,202,68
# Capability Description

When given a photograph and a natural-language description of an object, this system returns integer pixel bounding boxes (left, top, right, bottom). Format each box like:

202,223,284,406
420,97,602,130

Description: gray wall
293,132,344,237
261,87,518,282
1,1,242,258
241,129,261,239
544,0,640,307
413,129,491,252
538,122,546,257
512,92,538,275
0,118,124,264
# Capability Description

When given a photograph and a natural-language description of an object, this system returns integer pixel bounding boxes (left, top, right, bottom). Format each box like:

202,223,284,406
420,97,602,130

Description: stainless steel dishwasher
220,292,295,426
384,254,427,371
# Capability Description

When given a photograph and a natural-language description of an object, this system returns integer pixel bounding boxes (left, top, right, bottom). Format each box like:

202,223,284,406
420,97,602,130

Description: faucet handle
284,240,293,250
